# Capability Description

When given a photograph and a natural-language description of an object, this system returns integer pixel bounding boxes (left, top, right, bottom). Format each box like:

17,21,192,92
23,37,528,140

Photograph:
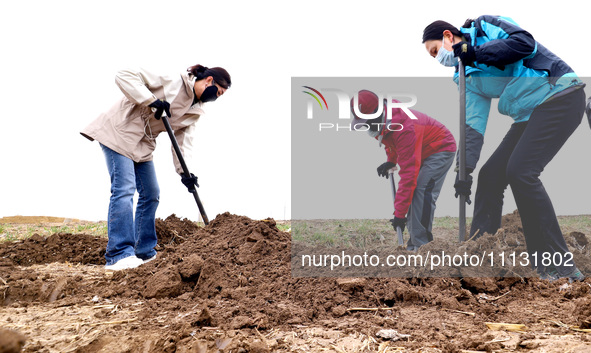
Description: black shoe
538,267,559,281
564,267,585,283
543,267,586,283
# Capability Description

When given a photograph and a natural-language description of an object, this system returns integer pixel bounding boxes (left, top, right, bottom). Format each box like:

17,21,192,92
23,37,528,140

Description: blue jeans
101,144,159,265
406,151,454,250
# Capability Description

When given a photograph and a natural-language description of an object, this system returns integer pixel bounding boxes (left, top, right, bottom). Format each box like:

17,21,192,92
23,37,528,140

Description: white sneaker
143,254,157,264
105,255,144,271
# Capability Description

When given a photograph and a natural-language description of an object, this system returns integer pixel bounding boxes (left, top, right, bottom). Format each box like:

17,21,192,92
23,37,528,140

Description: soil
1,212,591,352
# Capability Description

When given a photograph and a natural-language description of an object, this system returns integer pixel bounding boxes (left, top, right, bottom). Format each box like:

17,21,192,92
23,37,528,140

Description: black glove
454,172,473,205
377,161,396,178
181,173,199,193
148,99,172,120
390,217,407,233
452,41,476,67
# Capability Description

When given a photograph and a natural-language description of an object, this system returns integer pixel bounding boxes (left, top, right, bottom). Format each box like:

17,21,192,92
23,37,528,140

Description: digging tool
388,167,404,246
157,111,210,225
458,54,467,242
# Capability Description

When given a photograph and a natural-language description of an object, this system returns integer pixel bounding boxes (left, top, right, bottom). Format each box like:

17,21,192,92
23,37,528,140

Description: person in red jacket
351,90,456,251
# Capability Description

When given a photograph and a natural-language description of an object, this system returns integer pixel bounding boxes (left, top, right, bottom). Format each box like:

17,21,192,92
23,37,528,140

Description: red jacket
379,102,456,218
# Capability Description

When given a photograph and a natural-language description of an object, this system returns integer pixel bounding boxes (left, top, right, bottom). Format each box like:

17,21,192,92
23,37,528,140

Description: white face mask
367,129,380,138
367,119,384,147
435,37,458,67
366,111,385,138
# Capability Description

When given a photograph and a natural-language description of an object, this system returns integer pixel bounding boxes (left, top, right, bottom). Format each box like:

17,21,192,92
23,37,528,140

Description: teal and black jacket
453,15,584,171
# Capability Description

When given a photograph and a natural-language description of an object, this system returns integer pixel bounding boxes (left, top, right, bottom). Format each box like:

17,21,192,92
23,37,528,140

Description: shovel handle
396,227,403,246
158,112,210,225
458,60,467,242
388,169,404,246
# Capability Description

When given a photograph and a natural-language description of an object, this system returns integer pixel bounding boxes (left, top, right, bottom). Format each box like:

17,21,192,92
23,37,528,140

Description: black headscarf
422,20,463,43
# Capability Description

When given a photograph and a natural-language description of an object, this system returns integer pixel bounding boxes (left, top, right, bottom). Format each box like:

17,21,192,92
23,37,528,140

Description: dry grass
292,215,591,248
0,216,107,242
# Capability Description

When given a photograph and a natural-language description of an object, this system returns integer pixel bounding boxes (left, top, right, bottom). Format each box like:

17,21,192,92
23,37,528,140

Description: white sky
0,0,589,222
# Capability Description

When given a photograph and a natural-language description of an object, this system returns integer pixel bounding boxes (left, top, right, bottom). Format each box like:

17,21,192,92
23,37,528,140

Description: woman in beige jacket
81,65,231,270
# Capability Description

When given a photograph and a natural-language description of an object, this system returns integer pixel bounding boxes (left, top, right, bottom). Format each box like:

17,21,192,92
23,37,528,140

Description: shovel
157,111,210,225
388,167,404,246
458,57,467,242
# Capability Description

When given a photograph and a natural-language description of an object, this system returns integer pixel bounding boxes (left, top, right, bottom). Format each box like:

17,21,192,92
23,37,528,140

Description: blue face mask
435,37,458,67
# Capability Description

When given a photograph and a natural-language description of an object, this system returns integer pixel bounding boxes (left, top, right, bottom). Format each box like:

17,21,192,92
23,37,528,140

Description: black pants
470,88,586,276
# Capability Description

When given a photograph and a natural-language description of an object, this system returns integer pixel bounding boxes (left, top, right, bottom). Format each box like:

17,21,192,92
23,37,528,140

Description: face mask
435,37,458,67
366,110,385,138
367,129,380,138
200,84,219,103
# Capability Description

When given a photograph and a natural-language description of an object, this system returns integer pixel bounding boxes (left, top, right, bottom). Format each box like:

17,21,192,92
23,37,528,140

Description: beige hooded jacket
81,68,204,174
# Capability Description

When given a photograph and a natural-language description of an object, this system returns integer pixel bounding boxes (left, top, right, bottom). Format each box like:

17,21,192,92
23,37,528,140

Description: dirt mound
2,211,591,352
0,232,106,266
0,214,201,268
155,213,202,246
106,212,296,328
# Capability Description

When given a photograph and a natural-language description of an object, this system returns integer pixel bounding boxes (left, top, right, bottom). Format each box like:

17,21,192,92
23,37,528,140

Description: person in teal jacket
423,15,586,281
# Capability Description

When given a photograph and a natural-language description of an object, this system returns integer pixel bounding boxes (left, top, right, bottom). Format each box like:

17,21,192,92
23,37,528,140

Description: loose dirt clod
0,328,26,353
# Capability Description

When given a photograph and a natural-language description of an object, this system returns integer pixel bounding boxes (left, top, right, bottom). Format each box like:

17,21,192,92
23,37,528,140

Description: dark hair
422,20,462,43
462,18,475,28
187,64,232,89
